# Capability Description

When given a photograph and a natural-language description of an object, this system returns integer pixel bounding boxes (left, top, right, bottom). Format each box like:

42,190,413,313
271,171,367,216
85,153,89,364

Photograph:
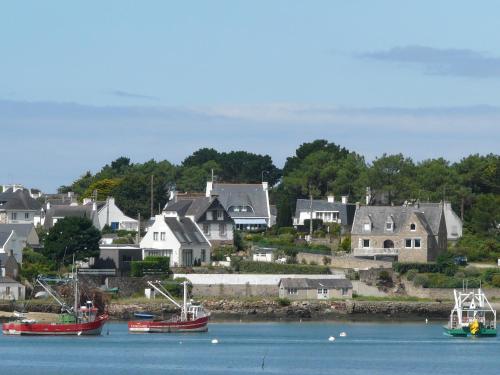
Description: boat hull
444,326,497,337
128,316,209,333
2,315,108,336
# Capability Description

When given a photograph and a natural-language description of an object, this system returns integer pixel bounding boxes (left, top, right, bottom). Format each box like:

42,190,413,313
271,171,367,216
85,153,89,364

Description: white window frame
405,239,412,248
24,212,29,219
410,223,416,231
219,223,226,236
287,288,298,295
153,232,159,241
363,222,371,232
414,238,421,248
362,239,370,248
11,212,17,220
217,210,223,220
160,232,166,241
203,224,210,235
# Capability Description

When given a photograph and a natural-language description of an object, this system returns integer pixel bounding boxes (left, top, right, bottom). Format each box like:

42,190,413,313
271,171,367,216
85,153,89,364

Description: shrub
406,269,419,281
278,227,296,235
131,256,170,277
211,246,235,261
393,262,440,274
162,277,193,298
322,256,331,265
378,270,392,282
276,297,291,306
491,275,500,288
237,260,330,274
413,274,429,288
339,237,351,252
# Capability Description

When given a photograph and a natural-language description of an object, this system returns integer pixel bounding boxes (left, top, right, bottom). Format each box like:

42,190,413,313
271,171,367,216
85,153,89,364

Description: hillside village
0,141,498,309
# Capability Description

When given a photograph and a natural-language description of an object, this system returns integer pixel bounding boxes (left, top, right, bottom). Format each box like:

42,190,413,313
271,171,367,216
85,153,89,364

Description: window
153,232,159,241
317,288,328,295
362,239,370,248
341,288,348,296
160,232,166,241
219,223,226,236
241,206,248,212
11,212,17,220
201,249,206,262
414,238,421,248
287,288,298,295
24,212,29,219
405,239,412,248
203,224,210,235
217,210,223,220
386,222,393,230
206,211,213,220
410,223,416,231
145,249,172,257
363,222,371,231
111,222,119,230
6,286,10,295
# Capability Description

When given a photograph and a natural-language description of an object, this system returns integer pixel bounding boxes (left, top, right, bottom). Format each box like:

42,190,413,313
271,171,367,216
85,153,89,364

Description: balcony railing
353,247,400,257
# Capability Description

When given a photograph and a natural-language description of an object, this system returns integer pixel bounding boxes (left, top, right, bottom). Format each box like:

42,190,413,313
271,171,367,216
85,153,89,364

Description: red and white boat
3,270,108,336
128,281,209,333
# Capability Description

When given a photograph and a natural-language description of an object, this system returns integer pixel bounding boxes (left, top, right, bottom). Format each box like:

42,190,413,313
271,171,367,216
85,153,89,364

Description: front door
182,249,193,266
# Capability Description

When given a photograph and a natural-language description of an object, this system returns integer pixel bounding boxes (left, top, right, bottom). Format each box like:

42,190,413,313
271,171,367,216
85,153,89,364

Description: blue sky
1,1,499,191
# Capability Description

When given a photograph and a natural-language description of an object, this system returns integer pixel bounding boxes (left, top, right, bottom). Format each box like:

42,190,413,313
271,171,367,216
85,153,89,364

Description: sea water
1,322,499,374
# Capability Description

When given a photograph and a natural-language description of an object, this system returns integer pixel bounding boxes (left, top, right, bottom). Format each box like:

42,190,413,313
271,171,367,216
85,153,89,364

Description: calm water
1,322,499,374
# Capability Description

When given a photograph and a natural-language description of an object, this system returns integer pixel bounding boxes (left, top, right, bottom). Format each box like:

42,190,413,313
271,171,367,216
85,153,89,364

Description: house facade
92,197,138,231
0,231,23,264
164,195,234,246
0,224,39,249
0,253,20,279
420,202,463,242
140,214,211,267
0,188,42,225
206,181,272,230
0,277,25,300
293,195,356,229
96,244,142,276
278,278,353,299
351,204,447,263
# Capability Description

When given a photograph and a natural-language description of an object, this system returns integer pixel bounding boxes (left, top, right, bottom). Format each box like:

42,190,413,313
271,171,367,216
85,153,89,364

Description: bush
413,274,429,288
211,246,235,261
378,270,392,282
276,297,291,306
278,227,296,235
131,256,170,277
161,277,192,298
339,237,351,252
393,262,440,274
491,275,500,288
322,256,331,265
406,269,419,281
237,260,331,274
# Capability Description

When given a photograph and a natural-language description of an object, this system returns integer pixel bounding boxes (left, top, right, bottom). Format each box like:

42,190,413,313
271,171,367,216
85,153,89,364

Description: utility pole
136,212,141,244
150,174,154,219
309,184,313,238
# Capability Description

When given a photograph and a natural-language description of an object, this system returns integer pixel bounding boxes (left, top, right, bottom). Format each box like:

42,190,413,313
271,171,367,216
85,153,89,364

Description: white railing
353,248,400,257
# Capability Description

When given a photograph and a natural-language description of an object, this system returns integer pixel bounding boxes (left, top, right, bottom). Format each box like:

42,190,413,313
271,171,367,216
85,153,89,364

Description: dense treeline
60,140,499,258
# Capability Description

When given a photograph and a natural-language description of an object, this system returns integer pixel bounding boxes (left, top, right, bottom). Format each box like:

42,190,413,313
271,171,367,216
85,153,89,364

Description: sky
1,1,499,192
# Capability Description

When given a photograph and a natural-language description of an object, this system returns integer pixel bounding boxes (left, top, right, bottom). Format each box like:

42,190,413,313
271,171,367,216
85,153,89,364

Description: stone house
351,203,447,263
278,278,353,299
164,194,234,247
0,277,25,300
0,253,20,279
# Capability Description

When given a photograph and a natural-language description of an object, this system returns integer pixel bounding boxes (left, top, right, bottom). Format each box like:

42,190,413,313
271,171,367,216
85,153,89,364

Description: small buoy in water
339,332,347,337
425,318,428,324
211,339,219,344
77,331,82,336
328,336,335,342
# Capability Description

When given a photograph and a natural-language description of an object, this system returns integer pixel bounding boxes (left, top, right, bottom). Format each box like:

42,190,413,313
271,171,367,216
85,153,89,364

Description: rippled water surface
1,322,499,374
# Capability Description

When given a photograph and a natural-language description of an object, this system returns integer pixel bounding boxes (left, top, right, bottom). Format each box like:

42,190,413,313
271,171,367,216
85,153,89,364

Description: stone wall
192,283,277,298
297,252,331,265
79,275,160,297
402,279,500,300
330,255,392,270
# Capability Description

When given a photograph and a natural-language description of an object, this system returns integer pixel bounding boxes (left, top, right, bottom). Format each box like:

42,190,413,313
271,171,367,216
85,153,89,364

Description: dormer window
385,216,394,232
410,223,416,231
363,222,371,232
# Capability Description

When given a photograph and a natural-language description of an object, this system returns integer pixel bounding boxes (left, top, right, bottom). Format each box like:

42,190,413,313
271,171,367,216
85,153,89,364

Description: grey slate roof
351,204,444,236
0,231,13,247
164,217,209,245
165,196,233,223
43,205,98,229
0,276,20,284
0,188,42,211
279,278,352,289
0,224,34,239
295,199,357,226
210,183,269,219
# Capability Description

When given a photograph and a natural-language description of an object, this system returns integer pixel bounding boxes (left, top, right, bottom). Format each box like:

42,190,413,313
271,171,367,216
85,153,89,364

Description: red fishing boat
128,281,209,333
3,269,108,336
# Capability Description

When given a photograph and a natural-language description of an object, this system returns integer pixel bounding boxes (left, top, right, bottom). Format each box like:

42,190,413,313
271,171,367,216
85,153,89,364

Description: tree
467,194,500,235
43,217,101,264
368,153,416,204
82,178,122,201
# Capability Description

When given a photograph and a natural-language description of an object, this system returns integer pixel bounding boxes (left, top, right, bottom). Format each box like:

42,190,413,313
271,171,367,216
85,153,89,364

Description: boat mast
182,281,188,321
73,255,79,317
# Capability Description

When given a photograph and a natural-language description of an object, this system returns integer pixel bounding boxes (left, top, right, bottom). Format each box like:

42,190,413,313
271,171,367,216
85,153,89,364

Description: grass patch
352,295,435,302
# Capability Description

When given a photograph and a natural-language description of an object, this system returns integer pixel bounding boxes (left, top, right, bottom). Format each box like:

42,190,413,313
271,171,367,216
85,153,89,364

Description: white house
0,224,39,249
252,247,276,263
164,194,234,246
293,195,356,228
140,214,211,267
0,231,23,264
0,188,42,225
91,197,138,231
206,181,272,230
0,277,25,300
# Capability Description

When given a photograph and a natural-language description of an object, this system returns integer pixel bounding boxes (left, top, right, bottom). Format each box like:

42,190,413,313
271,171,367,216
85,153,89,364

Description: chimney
262,181,268,191
341,195,348,204
327,195,335,203
169,190,177,202
205,181,213,197
92,202,97,211
46,201,51,210
356,202,360,209
365,187,372,205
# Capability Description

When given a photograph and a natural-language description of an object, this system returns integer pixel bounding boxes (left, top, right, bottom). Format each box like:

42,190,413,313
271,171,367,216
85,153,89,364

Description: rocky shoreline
0,299,452,322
